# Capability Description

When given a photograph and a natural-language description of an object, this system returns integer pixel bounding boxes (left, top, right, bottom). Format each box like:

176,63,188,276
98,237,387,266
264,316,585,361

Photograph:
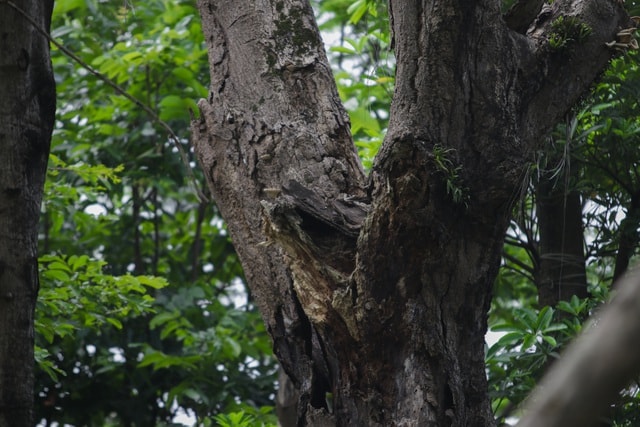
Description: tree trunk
612,194,640,284
536,176,588,307
192,0,629,425
0,1,56,426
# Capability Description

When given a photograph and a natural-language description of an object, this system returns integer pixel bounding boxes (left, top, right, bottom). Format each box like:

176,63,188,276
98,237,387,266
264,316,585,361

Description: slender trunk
536,179,588,307
132,184,144,275
0,1,56,425
612,194,640,284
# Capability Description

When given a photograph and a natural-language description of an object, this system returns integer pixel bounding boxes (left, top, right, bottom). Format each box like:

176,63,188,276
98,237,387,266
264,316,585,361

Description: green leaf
223,336,242,359
138,275,169,289
348,0,368,24
536,306,554,330
350,106,381,136
106,317,123,329
53,0,86,14
329,46,357,55
542,335,557,347
43,268,71,282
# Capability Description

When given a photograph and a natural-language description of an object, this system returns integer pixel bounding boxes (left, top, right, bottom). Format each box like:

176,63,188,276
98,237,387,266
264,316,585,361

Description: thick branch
524,0,631,138
350,0,629,424
193,0,365,323
193,0,366,422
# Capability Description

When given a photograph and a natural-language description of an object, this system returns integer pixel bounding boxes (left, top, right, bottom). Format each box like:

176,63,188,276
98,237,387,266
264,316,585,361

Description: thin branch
152,187,160,276
501,264,536,284
502,251,536,277
504,235,533,250
504,232,539,268
1,0,209,202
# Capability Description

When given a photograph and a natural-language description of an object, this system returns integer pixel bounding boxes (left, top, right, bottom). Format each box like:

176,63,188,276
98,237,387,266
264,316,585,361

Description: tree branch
502,251,536,278
192,1,367,421
524,0,631,140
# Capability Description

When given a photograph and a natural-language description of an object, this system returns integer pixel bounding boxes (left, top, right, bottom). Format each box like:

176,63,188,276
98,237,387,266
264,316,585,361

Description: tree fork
192,0,630,425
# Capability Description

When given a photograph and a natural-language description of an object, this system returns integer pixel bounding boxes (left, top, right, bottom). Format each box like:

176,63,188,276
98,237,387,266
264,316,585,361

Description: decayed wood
192,0,630,425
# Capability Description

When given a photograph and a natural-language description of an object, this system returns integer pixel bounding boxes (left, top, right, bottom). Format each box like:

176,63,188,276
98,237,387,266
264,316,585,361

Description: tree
191,0,632,425
0,1,56,426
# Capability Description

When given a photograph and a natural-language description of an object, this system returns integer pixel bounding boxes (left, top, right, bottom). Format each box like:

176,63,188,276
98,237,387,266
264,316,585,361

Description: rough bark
192,0,629,425
0,1,56,426
518,269,640,427
505,0,546,34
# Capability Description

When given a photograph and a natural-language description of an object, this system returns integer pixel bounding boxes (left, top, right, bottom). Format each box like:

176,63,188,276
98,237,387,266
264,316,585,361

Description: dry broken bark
192,0,630,425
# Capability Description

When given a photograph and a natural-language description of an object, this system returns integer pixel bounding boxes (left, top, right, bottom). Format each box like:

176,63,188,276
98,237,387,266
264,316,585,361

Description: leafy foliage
486,302,586,419
315,0,393,169
489,46,640,427
548,16,592,51
212,408,277,427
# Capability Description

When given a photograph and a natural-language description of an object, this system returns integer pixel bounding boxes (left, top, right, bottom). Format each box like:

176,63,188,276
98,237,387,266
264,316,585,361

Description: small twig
2,0,209,202
502,251,536,279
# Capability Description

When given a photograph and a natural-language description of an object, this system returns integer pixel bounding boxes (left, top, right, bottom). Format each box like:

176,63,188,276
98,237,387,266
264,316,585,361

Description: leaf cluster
315,0,393,169
548,16,592,51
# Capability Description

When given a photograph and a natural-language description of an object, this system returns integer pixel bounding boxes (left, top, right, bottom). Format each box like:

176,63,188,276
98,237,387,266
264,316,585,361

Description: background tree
0,1,55,426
